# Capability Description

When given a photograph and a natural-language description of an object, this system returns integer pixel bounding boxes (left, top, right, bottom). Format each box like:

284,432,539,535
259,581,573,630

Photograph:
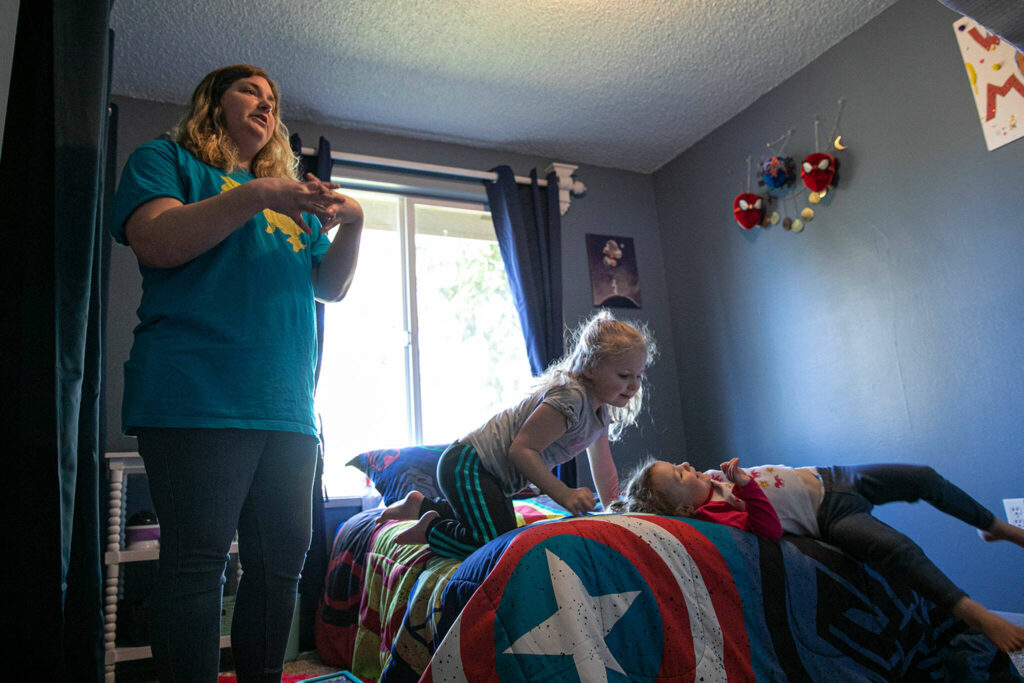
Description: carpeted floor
218,650,344,681
117,650,344,682
217,675,313,683
282,649,342,677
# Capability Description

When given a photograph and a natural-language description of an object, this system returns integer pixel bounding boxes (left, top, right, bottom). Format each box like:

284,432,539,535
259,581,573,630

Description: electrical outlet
1004,498,1024,529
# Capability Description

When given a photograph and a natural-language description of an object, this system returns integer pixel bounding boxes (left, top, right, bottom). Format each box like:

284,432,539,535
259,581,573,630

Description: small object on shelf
126,510,160,550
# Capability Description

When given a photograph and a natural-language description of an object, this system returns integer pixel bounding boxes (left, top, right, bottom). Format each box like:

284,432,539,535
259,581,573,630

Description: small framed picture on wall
585,234,642,309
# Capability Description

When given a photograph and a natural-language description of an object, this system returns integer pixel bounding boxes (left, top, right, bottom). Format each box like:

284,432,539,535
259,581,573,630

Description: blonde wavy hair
536,310,656,441
175,64,299,179
608,457,679,514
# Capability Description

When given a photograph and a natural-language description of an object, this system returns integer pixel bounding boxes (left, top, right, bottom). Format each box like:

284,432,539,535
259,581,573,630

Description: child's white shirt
707,465,824,537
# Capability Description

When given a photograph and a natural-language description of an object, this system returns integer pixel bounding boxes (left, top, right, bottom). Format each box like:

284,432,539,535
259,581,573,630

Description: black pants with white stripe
420,441,517,559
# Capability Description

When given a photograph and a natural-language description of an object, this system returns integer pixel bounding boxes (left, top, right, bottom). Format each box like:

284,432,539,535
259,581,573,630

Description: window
314,187,532,497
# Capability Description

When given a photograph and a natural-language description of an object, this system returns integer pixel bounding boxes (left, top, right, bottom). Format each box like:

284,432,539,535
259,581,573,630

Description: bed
315,446,1022,682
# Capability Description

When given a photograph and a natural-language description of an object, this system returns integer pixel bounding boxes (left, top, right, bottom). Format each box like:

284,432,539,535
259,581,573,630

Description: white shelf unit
103,452,239,682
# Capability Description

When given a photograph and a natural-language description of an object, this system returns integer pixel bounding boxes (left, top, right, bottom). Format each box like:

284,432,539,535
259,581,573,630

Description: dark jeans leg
817,464,994,610
231,430,318,683
425,442,516,559
826,464,994,529
137,428,317,682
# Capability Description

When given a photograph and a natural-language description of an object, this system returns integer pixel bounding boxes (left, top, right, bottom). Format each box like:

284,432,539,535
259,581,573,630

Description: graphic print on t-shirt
220,176,307,252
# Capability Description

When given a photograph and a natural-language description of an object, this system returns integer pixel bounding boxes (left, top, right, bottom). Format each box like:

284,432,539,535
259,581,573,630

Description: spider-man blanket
422,514,1020,682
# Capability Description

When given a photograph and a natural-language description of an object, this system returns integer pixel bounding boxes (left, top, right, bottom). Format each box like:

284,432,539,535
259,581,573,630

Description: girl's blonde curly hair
536,310,657,441
175,64,299,179
608,457,680,515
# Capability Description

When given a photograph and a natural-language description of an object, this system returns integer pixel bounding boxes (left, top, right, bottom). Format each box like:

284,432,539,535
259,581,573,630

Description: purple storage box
126,523,160,550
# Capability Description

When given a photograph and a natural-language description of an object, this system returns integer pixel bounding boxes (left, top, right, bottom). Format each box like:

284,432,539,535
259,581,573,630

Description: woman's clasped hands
260,173,362,235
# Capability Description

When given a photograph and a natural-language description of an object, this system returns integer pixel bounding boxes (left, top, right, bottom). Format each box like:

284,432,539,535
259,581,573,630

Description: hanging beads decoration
730,98,848,236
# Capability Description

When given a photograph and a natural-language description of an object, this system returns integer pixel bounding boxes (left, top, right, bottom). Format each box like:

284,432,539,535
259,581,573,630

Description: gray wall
0,0,19,159
105,96,684,486
654,0,1023,611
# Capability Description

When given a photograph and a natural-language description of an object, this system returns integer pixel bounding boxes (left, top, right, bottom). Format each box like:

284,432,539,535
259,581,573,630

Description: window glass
315,191,408,496
414,204,531,444
315,189,531,497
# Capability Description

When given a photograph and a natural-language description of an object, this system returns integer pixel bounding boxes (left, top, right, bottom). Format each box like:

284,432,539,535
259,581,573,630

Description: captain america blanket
421,514,1020,682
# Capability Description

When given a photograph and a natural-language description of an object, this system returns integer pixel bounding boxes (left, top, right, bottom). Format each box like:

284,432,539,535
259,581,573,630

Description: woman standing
111,65,362,681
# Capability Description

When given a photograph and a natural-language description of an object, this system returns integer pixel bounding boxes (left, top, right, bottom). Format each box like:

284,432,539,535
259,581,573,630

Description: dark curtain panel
485,166,574,485
290,134,333,650
1,0,113,679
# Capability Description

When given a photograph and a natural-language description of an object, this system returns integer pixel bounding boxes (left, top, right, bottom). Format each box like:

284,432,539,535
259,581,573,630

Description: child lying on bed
611,457,1024,653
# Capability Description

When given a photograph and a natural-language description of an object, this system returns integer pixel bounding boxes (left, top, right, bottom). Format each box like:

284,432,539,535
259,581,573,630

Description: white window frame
326,177,509,475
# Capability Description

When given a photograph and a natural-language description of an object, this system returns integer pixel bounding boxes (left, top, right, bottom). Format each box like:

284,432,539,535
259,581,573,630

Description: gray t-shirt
464,380,611,495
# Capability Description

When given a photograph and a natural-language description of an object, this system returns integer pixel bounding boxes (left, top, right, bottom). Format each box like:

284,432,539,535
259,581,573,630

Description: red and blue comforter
319,510,1020,682
425,514,1018,682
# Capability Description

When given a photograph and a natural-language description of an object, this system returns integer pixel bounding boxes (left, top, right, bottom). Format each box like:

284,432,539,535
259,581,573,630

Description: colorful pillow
346,444,448,505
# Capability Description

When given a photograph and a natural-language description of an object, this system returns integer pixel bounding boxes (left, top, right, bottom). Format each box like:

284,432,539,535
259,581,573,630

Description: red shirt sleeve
694,480,783,541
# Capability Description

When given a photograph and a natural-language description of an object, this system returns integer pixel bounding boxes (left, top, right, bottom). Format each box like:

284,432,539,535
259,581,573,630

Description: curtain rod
301,147,584,214
300,146,546,187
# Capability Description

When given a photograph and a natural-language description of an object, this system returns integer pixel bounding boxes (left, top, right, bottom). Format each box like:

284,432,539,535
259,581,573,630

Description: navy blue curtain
485,166,574,485
290,134,332,650
1,0,113,679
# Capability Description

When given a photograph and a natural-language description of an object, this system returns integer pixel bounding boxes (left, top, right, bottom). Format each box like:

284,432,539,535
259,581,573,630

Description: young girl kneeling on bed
378,310,655,559
611,457,1024,653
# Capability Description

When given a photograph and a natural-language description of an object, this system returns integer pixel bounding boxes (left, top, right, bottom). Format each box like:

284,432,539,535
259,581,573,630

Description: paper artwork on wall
954,17,1024,150
584,234,642,309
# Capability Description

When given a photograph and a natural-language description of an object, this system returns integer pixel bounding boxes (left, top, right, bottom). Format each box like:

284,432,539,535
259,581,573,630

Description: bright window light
315,187,531,498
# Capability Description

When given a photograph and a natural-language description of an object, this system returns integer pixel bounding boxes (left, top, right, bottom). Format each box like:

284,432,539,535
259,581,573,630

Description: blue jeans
816,464,995,611
137,428,318,682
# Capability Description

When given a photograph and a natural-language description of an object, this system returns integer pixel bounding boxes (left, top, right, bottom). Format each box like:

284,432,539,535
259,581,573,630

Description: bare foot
376,490,424,526
953,597,1024,653
977,519,1024,549
394,510,439,546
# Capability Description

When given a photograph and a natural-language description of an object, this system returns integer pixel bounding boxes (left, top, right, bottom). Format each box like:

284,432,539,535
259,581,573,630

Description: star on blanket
503,548,639,683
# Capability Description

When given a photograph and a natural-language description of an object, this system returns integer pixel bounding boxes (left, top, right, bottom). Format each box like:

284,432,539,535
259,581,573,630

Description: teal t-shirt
111,139,329,436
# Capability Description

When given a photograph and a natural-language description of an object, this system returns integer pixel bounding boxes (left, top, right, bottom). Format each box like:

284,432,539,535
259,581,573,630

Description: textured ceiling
110,0,901,173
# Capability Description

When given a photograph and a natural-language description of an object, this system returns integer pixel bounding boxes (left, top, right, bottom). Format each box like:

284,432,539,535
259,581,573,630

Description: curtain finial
544,162,582,215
